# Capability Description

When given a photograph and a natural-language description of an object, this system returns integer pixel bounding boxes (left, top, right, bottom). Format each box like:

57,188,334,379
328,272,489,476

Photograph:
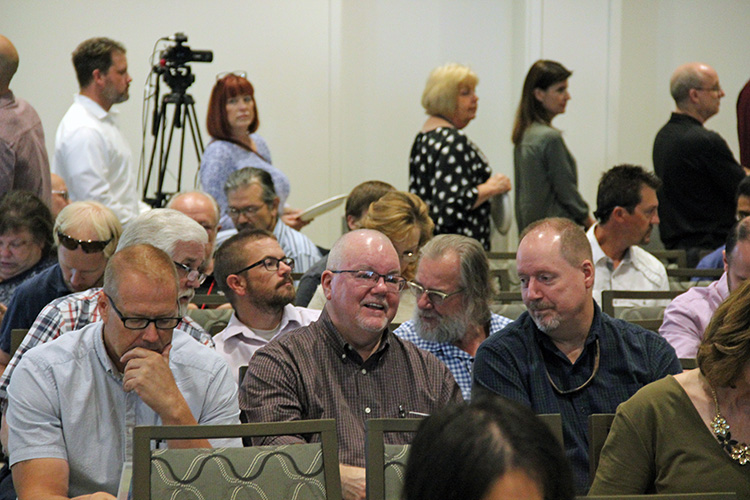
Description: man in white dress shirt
212,228,320,381
586,164,669,307
53,37,145,224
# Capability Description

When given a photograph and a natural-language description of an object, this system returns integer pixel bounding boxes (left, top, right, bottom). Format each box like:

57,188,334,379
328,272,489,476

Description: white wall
4,0,750,248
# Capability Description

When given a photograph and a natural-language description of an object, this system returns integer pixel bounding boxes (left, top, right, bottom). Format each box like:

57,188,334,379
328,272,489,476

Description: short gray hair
419,234,491,325
670,65,705,106
224,167,276,206
116,208,207,257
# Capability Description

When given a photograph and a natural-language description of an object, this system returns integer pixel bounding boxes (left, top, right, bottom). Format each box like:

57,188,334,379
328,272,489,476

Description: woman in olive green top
512,60,594,234
590,278,750,496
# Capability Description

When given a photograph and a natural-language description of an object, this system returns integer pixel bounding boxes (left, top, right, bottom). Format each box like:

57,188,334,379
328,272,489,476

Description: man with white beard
472,217,680,494
394,234,511,401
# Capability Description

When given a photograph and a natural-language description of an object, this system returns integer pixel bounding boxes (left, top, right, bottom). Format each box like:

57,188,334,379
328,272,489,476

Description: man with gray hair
653,62,746,265
0,201,122,372
0,209,213,401
394,234,511,401
53,37,146,224
167,191,221,278
222,167,321,273
0,34,50,204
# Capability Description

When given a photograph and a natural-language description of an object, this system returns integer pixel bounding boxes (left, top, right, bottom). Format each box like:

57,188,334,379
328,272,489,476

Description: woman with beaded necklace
590,278,750,495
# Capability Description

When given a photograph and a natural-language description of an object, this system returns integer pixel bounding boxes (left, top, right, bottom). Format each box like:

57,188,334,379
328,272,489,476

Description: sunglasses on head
57,231,112,254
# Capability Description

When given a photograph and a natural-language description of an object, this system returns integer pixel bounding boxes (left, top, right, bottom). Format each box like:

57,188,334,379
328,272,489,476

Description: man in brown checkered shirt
241,229,462,500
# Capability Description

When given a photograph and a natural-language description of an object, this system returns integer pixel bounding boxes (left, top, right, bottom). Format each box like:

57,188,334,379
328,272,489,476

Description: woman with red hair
200,72,291,230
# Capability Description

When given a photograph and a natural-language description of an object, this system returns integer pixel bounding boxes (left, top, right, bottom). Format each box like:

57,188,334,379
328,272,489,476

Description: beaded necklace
710,385,750,465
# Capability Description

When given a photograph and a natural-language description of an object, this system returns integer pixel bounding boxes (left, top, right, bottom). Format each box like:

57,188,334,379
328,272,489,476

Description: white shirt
213,304,321,381
586,224,670,308
53,94,143,224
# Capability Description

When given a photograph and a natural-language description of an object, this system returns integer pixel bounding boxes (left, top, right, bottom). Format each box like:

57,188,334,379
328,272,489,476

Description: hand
120,345,188,421
0,302,6,326
339,464,366,500
282,208,311,230
484,173,512,196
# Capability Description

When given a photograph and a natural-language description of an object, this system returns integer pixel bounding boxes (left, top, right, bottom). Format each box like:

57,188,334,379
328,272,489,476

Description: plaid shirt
394,313,512,401
0,287,213,400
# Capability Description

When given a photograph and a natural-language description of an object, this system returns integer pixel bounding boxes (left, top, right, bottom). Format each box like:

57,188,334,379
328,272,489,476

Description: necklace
544,339,600,395
710,385,750,465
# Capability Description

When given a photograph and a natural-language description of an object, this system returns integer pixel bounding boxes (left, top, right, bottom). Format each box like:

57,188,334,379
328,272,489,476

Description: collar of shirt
319,307,391,369
92,322,122,380
75,93,118,121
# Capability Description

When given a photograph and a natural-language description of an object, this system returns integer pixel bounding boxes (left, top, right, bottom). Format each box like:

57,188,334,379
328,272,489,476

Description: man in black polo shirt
653,62,747,266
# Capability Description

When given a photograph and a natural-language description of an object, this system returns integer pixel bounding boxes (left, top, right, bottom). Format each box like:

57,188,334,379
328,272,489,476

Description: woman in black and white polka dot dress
409,63,511,250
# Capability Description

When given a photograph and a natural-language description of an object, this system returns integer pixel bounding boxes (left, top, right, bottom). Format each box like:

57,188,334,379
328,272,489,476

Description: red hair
206,74,260,147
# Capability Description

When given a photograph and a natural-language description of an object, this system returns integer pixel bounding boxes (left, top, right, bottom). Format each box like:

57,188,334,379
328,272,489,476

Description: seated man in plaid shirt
394,234,512,401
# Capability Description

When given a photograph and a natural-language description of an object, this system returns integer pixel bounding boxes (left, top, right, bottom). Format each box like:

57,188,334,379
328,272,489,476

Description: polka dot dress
409,127,492,249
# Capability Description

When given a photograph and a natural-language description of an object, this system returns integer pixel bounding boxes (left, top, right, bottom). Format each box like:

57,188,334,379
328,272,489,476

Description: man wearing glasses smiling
6,244,239,499
242,229,461,500
653,62,747,267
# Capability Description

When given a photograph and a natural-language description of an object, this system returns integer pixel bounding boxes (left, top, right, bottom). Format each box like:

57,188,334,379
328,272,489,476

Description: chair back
132,420,342,500
365,418,422,500
588,413,616,483
585,494,737,500
537,413,564,450
600,290,683,317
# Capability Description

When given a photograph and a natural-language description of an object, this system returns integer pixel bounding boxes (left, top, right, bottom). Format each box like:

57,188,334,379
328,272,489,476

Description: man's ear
581,260,595,289
225,274,247,297
97,290,110,322
321,270,334,300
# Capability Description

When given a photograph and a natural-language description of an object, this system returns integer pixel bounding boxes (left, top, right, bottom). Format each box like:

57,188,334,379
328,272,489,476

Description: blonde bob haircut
360,191,434,280
421,63,479,117
698,278,750,388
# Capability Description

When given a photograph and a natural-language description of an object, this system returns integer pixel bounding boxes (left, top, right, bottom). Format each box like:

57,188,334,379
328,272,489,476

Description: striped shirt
394,313,512,402
0,287,213,400
240,308,462,467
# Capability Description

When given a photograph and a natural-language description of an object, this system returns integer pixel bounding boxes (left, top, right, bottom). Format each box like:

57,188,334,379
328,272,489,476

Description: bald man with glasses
241,229,461,500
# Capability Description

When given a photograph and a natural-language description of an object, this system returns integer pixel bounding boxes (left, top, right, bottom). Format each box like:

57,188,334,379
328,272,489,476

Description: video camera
159,32,213,67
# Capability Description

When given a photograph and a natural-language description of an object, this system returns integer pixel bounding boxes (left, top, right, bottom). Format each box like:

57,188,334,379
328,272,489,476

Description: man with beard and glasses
53,37,147,224
0,209,214,403
212,229,320,381
473,217,680,494
394,234,511,401
586,165,668,307
6,245,239,500
241,229,461,500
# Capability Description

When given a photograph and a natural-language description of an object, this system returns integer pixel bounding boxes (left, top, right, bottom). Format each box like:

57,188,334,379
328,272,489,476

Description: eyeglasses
51,190,69,201
695,86,723,94
57,231,112,254
407,281,464,306
216,71,247,81
106,294,181,330
173,261,207,285
226,204,265,219
330,270,406,292
233,256,295,275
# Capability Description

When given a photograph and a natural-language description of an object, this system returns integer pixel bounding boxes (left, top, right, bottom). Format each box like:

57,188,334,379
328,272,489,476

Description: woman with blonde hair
308,191,433,323
409,63,511,250
590,277,750,495
512,60,593,234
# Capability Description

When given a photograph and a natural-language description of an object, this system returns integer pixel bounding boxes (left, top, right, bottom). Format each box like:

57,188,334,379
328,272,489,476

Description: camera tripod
142,68,205,208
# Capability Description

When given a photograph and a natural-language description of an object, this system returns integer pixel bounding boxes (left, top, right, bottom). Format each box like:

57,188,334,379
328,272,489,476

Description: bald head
0,35,19,92
520,217,592,268
327,229,399,271
670,62,724,124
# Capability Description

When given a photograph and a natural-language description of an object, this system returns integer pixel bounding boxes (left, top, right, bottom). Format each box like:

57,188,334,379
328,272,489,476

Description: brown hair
206,73,260,150
698,278,750,388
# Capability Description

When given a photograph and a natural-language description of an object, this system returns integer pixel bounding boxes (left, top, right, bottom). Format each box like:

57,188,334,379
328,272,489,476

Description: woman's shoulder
525,121,562,140
621,375,688,415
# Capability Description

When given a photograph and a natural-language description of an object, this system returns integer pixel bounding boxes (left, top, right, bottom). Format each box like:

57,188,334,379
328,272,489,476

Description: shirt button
341,353,346,360
361,369,367,375
365,407,371,414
